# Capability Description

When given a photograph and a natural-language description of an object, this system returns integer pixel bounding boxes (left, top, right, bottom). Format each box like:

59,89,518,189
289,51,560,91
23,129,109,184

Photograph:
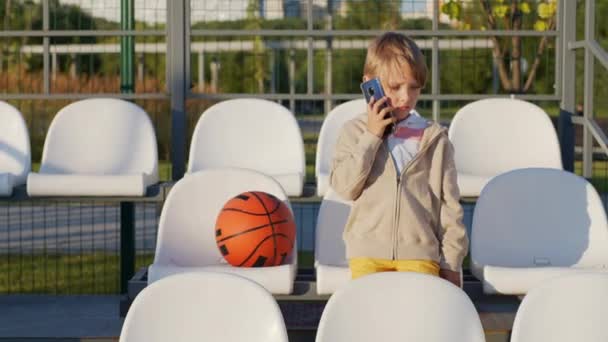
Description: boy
329,32,468,287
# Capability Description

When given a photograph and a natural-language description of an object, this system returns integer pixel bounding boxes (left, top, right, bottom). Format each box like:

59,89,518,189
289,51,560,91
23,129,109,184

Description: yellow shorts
348,257,440,280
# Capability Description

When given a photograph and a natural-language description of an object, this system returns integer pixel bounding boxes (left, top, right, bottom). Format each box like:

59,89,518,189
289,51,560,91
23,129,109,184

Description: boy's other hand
439,269,461,288
366,96,394,138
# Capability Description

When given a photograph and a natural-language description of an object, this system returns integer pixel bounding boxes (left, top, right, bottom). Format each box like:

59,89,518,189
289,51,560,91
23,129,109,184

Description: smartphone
360,77,394,137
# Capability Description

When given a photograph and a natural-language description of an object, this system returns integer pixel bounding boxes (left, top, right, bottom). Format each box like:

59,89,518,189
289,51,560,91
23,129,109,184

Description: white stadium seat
315,99,366,196
315,272,485,342
120,272,288,342
471,168,608,295
448,98,562,197
27,98,158,196
148,168,297,294
511,273,608,342
0,101,30,196
314,187,352,295
188,98,306,196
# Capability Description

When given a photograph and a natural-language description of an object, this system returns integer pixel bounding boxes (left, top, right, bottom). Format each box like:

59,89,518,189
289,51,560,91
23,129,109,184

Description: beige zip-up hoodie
330,114,468,272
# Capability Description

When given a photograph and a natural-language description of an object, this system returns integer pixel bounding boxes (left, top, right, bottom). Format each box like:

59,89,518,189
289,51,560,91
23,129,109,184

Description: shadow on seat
314,187,352,295
471,168,608,295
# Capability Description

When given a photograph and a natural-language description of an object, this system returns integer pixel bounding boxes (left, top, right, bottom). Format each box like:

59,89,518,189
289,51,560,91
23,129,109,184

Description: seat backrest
471,168,608,278
120,272,288,342
188,99,305,177
315,187,352,267
40,98,157,179
510,273,608,342
0,101,30,185
448,98,562,176
316,272,485,342
153,168,292,266
315,99,365,178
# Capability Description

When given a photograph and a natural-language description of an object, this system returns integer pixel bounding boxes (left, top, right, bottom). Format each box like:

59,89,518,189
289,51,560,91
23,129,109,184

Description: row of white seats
315,167,608,295
1,99,299,294
0,98,592,298
316,98,563,196
0,99,158,197
0,98,305,197
2,97,562,198
145,165,608,298
121,271,608,342
142,99,568,294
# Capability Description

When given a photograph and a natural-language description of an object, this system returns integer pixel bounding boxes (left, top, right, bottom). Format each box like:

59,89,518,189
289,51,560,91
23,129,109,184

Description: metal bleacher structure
1,0,608,341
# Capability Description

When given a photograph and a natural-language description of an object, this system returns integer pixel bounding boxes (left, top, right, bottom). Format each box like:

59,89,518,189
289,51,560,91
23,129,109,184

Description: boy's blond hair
363,32,427,87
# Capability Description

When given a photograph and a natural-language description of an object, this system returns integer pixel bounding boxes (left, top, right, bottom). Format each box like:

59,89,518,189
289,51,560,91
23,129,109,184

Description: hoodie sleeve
438,138,469,272
329,119,383,201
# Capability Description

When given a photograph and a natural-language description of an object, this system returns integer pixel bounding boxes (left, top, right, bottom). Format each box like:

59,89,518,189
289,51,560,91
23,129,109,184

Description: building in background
54,0,452,24
334,0,452,22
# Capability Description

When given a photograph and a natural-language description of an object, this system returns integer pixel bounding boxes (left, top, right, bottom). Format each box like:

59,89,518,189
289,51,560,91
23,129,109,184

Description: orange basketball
215,191,296,267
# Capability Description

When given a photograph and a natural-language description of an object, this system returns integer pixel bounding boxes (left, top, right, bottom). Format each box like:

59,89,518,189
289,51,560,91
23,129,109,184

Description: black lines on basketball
221,191,274,215
216,219,288,243
237,232,295,267
220,208,270,216
219,245,229,256
279,253,287,265
237,235,275,267
274,233,295,248
266,196,282,215
222,199,282,216
215,191,296,267
251,191,278,265
252,256,268,267
259,192,282,215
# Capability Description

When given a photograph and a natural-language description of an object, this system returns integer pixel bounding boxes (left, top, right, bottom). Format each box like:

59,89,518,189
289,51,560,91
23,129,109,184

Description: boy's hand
439,269,461,288
366,96,394,138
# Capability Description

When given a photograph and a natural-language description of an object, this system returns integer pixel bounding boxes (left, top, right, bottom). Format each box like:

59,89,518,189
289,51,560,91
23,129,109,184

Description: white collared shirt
387,110,430,175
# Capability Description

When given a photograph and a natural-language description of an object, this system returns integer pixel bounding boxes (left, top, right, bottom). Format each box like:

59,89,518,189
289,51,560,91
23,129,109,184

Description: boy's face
377,63,422,121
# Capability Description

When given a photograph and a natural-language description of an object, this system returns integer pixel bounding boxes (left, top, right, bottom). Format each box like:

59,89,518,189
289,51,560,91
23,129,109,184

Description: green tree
1,0,14,71
244,0,267,93
442,0,557,93
335,0,401,30
1,0,38,72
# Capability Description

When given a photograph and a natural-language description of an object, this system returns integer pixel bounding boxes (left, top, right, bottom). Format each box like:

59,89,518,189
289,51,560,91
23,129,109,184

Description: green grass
0,253,153,294
574,160,608,192
304,132,319,183
298,250,314,268
0,250,472,294
0,252,314,294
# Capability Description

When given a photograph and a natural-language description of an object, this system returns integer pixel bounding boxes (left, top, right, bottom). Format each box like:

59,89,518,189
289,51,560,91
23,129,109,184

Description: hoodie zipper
392,127,444,260
392,175,401,260
382,141,399,260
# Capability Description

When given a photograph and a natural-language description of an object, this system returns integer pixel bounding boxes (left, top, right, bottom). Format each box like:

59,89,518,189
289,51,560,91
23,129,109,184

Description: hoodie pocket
346,201,387,237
